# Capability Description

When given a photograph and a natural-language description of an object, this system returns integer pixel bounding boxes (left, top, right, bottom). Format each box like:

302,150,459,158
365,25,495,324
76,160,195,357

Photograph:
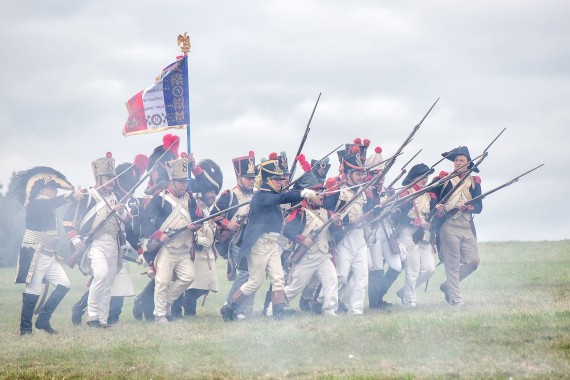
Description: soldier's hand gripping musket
65,139,181,269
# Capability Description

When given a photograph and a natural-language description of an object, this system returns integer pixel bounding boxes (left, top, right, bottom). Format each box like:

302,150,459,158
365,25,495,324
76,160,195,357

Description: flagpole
177,33,192,181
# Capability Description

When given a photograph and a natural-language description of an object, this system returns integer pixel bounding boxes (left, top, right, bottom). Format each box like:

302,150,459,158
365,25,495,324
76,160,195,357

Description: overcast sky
0,1,568,241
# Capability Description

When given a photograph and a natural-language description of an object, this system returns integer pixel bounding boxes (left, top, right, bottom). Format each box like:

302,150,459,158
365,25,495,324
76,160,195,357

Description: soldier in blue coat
220,156,316,320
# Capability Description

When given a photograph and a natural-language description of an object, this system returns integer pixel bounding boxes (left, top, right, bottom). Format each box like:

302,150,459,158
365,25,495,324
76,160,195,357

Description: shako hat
441,146,479,173
233,151,258,178
277,151,289,176
293,154,325,190
166,154,190,181
346,138,371,163
336,149,346,165
402,163,430,186
342,145,367,173
259,152,284,180
148,134,180,170
92,152,116,179
191,158,224,195
310,157,331,183
11,166,73,207
115,154,150,193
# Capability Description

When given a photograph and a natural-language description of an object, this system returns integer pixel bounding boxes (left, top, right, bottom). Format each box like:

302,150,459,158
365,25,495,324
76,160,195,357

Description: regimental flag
123,56,189,136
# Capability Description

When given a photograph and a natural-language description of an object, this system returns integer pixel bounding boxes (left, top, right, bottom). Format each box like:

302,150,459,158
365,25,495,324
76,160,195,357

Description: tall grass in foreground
0,240,568,379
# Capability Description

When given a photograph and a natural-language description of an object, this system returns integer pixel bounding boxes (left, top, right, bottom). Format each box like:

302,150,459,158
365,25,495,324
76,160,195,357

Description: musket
426,128,506,222
372,98,439,186
194,200,250,225
288,168,386,264
66,137,181,269
141,200,252,264
362,153,477,227
366,152,405,173
440,164,544,220
386,149,422,189
289,92,322,181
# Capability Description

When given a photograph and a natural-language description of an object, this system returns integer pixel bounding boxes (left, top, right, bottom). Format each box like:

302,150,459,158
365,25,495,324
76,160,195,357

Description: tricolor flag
123,56,189,136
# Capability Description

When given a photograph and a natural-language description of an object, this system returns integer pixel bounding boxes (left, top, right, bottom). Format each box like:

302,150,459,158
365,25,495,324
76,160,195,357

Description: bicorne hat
441,146,479,173
11,166,73,207
402,163,430,186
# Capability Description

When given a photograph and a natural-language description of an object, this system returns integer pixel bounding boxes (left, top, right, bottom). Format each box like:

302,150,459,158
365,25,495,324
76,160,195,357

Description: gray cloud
0,0,567,241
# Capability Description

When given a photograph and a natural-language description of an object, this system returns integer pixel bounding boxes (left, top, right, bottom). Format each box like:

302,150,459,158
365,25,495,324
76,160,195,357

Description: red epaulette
473,176,481,184
439,171,448,179
221,189,230,196
286,208,299,222
400,190,410,197
428,192,437,199
325,176,338,189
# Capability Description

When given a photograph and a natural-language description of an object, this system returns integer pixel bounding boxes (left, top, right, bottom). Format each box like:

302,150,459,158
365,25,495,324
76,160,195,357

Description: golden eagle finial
177,33,191,54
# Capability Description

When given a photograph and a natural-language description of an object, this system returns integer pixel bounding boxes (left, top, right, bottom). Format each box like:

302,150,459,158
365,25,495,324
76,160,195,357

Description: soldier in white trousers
141,155,202,322
394,164,437,307
64,152,128,328
323,149,369,315
171,158,224,317
282,167,341,316
13,166,78,335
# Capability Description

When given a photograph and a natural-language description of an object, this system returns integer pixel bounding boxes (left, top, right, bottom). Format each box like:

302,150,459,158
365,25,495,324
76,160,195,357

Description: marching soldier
432,146,483,306
13,167,77,335
63,152,129,328
220,156,316,321
171,158,223,317
394,164,437,307
282,157,341,317
140,154,202,322
71,155,149,325
364,146,403,309
213,152,257,320
323,147,369,315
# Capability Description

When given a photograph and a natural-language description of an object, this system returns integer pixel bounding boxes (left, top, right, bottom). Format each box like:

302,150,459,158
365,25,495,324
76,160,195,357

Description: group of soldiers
13,132,483,334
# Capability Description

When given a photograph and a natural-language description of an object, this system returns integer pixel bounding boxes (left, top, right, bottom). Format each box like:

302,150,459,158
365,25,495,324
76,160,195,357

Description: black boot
310,301,323,315
108,296,124,325
299,297,311,312
184,289,207,316
35,285,69,334
133,279,155,321
171,294,184,319
368,270,384,309
220,302,237,321
20,293,40,335
220,289,247,322
376,268,400,309
71,290,89,326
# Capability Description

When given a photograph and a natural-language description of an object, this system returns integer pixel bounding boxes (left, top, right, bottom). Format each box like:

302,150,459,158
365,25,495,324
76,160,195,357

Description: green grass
1,241,569,379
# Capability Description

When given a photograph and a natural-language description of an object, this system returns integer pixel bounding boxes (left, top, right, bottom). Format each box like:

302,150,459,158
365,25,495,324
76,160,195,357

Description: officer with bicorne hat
13,166,78,335
432,146,482,306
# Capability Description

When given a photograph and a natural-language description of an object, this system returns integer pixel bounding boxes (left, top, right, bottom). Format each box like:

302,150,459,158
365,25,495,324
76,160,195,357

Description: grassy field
0,240,569,379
